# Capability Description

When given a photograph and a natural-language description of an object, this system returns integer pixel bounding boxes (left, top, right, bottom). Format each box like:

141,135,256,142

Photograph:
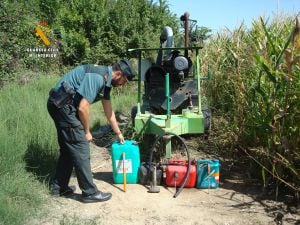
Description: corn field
202,14,300,196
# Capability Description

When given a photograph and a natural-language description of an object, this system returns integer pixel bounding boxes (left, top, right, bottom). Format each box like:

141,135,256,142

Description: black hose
149,132,190,198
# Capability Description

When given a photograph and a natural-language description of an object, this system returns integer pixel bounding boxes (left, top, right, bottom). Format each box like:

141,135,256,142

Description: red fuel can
165,160,197,188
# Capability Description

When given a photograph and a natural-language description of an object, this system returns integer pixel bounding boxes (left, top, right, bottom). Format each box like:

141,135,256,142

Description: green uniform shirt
54,64,112,103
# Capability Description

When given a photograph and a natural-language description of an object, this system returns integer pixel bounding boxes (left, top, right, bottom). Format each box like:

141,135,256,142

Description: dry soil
36,144,300,225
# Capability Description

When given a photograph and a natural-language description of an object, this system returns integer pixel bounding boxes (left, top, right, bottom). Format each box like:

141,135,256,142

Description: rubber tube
149,132,190,198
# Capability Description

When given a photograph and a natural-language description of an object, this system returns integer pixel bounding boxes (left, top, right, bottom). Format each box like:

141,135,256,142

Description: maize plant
203,14,300,196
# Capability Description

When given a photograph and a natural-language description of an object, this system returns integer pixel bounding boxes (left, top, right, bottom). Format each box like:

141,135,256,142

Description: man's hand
117,132,125,144
102,99,125,144
85,131,93,142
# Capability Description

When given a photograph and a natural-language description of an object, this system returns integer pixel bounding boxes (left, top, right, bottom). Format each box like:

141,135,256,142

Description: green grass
0,73,137,225
0,75,59,225
90,82,137,131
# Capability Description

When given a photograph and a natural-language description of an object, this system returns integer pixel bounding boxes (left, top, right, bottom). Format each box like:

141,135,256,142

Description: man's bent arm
101,99,124,143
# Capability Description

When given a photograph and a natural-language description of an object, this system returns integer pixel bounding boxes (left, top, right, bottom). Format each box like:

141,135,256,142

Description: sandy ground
37,144,300,225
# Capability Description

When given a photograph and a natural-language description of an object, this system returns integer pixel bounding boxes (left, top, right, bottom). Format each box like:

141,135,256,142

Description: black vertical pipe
137,51,142,112
184,12,190,58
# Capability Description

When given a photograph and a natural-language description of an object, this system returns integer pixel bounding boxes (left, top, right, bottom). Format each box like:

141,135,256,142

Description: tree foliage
0,1,39,85
43,0,178,64
0,0,179,82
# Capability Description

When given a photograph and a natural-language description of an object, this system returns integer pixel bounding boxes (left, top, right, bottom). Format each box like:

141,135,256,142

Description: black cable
149,132,190,198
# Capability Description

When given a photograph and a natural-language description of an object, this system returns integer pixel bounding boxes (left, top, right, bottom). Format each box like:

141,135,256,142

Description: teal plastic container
196,159,220,189
111,140,140,184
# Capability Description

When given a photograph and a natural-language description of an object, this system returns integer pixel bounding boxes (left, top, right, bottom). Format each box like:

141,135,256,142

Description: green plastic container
111,140,140,184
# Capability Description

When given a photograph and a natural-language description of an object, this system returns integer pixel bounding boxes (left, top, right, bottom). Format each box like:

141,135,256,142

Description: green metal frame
129,47,208,158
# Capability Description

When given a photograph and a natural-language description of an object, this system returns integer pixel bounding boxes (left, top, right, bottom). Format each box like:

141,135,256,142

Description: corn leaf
275,20,295,70
254,55,277,83
254,84,268,104
260,17,276,54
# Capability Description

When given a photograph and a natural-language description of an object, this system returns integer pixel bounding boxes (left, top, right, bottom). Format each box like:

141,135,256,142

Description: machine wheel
202,105,211,135
149,134,187,163
131,106,138,126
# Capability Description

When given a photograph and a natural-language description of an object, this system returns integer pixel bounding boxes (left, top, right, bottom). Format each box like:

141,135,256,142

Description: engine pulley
174,56,188,71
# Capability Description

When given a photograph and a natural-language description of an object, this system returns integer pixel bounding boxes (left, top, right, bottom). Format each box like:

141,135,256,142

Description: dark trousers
47,99,98,196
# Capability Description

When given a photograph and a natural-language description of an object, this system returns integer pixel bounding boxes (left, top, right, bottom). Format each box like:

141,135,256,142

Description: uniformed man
47,59,135,203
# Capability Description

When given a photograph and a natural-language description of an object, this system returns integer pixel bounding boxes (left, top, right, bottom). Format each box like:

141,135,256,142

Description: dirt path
37,144,299,225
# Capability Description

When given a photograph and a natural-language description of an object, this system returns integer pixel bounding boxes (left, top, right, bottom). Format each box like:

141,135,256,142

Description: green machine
130,46,210,155
129,13,211,197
